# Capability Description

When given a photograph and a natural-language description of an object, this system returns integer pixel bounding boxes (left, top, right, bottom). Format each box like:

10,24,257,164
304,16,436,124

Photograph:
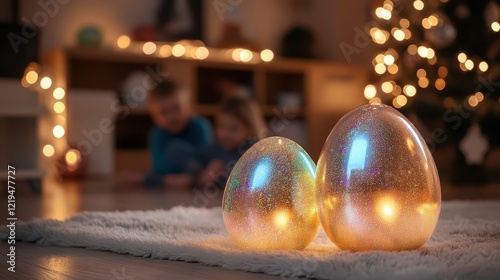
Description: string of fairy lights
364,0,499,109
115,35,275,63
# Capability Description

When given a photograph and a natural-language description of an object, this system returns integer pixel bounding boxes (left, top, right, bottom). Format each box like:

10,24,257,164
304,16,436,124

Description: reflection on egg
316,103,441,251
223,136,319,250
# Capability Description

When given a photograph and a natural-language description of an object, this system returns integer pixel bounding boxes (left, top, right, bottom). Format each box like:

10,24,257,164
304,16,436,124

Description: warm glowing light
231,48,243,61
404,85,417,97
239,49,253,62
422,18,432,29
418,78,429,88
53,101,65,114
387,64,399,74
468,95,478,107
142,42,156,55
43,144,55,157
260,49,274,62
464,59,474,70
416,69,426,78
65,149,81,166
383,54,395,65
392,85,402,96
393,95,406,108
428,15,439,26
383,0,393,11
438,66,448,78
393,29,405,41
375,7,392,20
492,22,500,32
273,209,291,229
159,45,172,57
40,77,52,89
172,44,186,57
53,88,65,100
478,61,488,72
21,78,30,88
417,46,428,58
426,48,435,59
435,78,446,90
372,30,389,44
413,0,424,10
475,92,484,102
407,44,417,55
364,85,377,99
375,63,386,74
400,18,410,28
116,35,131,49
26,71,38,84
53,125,65,138
375,54,385,63
369,97,382,104
457,52,467,63
381,81,394,93
195,47,209,59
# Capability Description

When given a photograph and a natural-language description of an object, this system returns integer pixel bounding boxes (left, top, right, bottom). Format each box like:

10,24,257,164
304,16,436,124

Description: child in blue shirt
146,79,213,188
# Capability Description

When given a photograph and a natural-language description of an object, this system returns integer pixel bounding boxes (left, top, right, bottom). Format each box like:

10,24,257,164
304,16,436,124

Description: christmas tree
366,0,499,182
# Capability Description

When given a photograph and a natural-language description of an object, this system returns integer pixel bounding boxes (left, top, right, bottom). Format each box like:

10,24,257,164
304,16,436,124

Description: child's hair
149,78,183,100
219,97,267,140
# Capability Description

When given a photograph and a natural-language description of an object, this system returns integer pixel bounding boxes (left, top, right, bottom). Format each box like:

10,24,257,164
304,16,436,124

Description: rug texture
2,201,500,279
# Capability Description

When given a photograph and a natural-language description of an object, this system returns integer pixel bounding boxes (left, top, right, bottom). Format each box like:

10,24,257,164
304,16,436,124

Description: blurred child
197,97,266,188
146,79,213,189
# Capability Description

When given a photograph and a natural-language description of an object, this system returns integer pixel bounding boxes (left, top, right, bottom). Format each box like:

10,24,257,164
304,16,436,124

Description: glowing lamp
223,137,319,250
316,104,441,251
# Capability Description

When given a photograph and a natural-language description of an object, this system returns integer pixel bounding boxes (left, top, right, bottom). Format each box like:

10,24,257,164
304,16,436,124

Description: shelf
0,169,45,181
0,106,46,117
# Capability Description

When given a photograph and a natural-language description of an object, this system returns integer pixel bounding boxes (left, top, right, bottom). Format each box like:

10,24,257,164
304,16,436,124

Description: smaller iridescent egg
223,137,319,250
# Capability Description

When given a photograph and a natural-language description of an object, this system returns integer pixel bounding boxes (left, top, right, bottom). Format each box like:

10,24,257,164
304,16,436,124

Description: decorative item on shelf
121,71,150,108
315,103,441,251
156,0,203,41
223,137,319,250
132,25,157,42
57,147,86,178
214,22,259,51
281,26,315,59
76,26,102,48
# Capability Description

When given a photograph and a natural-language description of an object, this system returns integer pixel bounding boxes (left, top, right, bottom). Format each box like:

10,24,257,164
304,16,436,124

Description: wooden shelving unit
43,47,368,171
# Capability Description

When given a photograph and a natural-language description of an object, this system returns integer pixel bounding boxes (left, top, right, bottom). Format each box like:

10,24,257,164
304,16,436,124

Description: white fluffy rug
2,201,500,279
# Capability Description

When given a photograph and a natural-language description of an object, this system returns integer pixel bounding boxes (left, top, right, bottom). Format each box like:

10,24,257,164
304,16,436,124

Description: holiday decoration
315,103,441,251
223,137,319,250
365,0,499,110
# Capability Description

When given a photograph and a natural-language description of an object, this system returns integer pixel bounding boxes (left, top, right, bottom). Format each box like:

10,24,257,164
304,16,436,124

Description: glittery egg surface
223,136,319,250
316,103,441,251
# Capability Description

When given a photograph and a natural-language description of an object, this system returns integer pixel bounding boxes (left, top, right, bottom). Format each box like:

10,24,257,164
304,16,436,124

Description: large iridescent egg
223,136,319,250
316,103,441,251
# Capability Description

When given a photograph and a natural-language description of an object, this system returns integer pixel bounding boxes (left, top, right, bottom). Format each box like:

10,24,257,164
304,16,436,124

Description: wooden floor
1,173,500,279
